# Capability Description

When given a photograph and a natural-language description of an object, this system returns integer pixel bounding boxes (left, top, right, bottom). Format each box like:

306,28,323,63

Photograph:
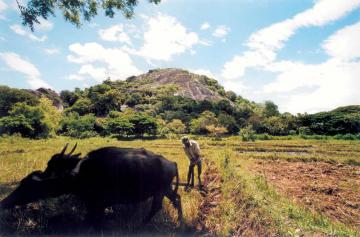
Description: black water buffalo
1,145,182,224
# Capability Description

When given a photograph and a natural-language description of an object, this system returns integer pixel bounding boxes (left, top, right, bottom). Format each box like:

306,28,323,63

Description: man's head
181,136,190,146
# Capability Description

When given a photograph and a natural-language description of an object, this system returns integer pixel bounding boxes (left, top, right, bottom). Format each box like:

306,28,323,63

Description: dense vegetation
0,70,359,139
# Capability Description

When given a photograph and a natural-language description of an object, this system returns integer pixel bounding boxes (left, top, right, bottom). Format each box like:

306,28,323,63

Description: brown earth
251,160,360,227
195,160,223,236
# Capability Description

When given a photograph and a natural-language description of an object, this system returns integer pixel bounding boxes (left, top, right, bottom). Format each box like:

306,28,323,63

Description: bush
190,111,217,134
106,117,134,137
299,126,312,135
58,112,97,138
167,119,186,134
0,103,51,138
239,126,256,142
335,134,356,140
256,133,271,140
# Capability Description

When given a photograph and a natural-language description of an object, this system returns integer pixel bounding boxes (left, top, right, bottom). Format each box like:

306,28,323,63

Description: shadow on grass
0,195,198,236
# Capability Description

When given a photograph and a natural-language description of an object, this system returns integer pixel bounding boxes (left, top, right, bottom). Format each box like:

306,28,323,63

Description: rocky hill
27,88,63,111
126,68,228,101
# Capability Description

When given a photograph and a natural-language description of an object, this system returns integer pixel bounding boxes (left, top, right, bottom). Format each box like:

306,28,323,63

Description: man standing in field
182,136,202,191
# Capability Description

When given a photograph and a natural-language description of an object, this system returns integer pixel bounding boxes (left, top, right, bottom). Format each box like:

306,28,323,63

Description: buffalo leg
85,204,105,229
166,192,183,223
144,194,163,223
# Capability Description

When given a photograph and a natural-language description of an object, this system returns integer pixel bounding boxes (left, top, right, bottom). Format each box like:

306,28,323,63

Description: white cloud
134,13,199,61
78,64,107,82
98,24,131,44
264,59,360,113
0,52,51,88
68,74,85,81
10,24,47,42
262,21,360,113
44,48,60,55
322,21,360,61
0,0,7,19
0,0,7,11
191,69,215,78
212,25,230,38
200,22,210,30
67,42,141,81
0,0,7,15
36,18,53,31
222,0,360,80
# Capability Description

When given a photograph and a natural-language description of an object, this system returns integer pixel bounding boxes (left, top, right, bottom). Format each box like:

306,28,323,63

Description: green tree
125,93,144,107
0,103,50,138
60,90,79,107
38,97,62,136
128,113,157,137
67,98,94,115
167,119,186,134
218,113,239,134
156,118,170,137
263,100,280,118
0,86,39,116
18,0,161,31
86,85,123,116
190,111,217,134
225,91,237,102
263,116,287,135
106,117,134,137
59,112,97,138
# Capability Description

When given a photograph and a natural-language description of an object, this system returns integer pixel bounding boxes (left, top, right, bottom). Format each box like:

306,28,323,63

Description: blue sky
1,0,360,114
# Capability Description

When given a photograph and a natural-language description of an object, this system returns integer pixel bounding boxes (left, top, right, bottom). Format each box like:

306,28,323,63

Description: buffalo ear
72,153,82,158
31,174,43,182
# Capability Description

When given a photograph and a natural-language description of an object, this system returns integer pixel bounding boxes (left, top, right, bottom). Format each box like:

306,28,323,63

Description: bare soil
195,160,222,235
252,160,360,227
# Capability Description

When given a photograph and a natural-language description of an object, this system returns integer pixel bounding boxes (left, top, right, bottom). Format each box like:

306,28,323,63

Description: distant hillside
299,105,360,135
27,88,63,111
1,68,359,138
126,68,228,101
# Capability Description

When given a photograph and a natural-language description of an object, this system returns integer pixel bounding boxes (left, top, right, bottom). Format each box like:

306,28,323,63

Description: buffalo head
0,171,75,209
43,143,81,178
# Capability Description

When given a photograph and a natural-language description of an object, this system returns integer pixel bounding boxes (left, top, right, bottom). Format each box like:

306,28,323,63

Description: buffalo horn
60,143,69,156
68,143,78,156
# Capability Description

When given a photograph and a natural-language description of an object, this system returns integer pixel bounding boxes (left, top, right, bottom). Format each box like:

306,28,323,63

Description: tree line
0,83,359,139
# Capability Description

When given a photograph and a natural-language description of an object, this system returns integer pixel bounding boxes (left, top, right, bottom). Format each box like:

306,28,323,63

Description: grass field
0,136,359,236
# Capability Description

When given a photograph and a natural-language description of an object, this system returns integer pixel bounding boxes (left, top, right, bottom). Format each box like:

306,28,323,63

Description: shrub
256,133,271,140
239,126,256,142
166,119,186,134
0,103,51,138
299,126,312,135
106,117,134,137
59,112,97,138
205,124,228,137
190,111,217,134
